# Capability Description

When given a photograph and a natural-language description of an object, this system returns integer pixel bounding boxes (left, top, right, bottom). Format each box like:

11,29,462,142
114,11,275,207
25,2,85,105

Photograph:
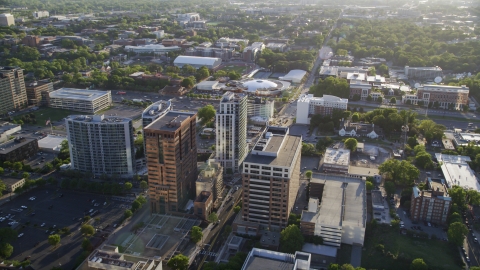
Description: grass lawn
17,107,79,126
218,65,247,74
362,225,463,270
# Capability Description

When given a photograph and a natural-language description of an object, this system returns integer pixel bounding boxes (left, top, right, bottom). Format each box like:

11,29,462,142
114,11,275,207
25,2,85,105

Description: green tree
80,225,95,236
124,209,133,219
384,181,395,196
81,238,92,251
391,219,400,229
379,159,419,186
181,77,194,88
410,258,428,270
198,105,216,124
390,97,397,104
449,186,467,207
351,113,360,122
167,254,189,270
223,224,232,238
344,138,358,152
280,224,304,254
447,222,468,246
12,162,22,171
366,181,374,191
190,226,203,243
195,66,210,81
302,142,317,156
0,167,3,175
140,180,148,191
48,234,61,247
417,120,446,142
208,212,218,223
305,170,313,179
0,242,13,258
415,152,433,169
233,205,241,214
124,182,132,190
467,189,480,205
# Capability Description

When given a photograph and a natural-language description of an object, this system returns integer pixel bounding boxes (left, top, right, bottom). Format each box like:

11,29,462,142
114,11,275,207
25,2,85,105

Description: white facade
0,14,14,26
33,11,49,19
66,115,135,177
247,99,274,119
125,44,181,54
152,30,165,39
49,88,112,113
402,94,419,105
296,94,348,125
174,55,222,69
216,92,248,173
279,69,307,83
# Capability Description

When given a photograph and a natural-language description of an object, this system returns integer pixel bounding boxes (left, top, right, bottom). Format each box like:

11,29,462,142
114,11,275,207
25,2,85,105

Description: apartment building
49,88,112,113
241,126,302,230
0,67,27,115
144,111,197,214
417,84,469,110
216,92,248,173
196,159,224,202
296,94,348,124
410,178,451,224
247,98,274,119
349,80,372,100
25,81,53,105
66,115,135,177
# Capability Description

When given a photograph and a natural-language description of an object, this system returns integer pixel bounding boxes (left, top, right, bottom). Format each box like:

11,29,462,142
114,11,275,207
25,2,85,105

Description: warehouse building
49,88,112,113
173,55,222,69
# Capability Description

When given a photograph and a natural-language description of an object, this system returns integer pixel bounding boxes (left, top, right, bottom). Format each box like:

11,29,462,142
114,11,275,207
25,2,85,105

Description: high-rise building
25,81,54,105
0,67,27,115
66,115,135,177
0,14,14,26
141,100,172,157
216,92,248,173
32,11,49,19
241,126,302,230
144,111,197,214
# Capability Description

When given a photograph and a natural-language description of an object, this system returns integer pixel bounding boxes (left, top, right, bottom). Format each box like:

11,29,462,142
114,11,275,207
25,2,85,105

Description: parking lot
1,186,129,269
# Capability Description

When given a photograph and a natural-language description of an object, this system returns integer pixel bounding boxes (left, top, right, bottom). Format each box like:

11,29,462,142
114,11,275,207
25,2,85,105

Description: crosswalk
200,250,216,257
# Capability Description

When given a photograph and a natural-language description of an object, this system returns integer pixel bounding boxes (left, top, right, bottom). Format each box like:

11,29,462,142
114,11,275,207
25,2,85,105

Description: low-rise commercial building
125,44,181,54
436,153,480,191
410,178,451,224
173,55,222,69
37,135,66,152
371,190,384,212
2,177,25,192
417,84,469,110
85,244,163,270
279,70,307,84
49,88,112,113
404,66,442,80
0,122,21,143
194,191,213,220
0,137,38,162
349,80,372,100
196,81,220,91
296,94,348,124
25,81,54,105
196,160,224,203
322,148,350,174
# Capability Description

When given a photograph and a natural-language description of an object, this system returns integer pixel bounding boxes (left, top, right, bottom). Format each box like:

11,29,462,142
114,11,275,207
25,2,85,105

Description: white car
18,233,24,238
41,223,45,227
20,206,27,209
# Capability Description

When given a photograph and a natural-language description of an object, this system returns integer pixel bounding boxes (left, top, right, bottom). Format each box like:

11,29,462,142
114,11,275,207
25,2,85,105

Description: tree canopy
344,138,358,152
447,222,468,246
410,258,428,270
280,224,304,254
190,226,203,243
378,159,419,186
198,105,216,124
167,254,189,270
48,234,61,247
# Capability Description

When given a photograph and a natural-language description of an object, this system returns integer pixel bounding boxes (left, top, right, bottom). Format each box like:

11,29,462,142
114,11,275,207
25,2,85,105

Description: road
193,187,243,270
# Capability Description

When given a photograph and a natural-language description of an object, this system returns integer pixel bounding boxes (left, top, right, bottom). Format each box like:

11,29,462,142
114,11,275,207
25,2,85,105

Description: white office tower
0,14,14,26
66,115,135,177
216,92,248,173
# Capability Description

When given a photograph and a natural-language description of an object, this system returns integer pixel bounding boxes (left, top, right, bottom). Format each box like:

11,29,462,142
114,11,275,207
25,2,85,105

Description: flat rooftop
67,114,131,124
244,134,301,167
323,148,350,167
142,100,172,119
0,138,37,154
144,111,195,132
435,153,480,191
1,176,24,185
38,135,66,151
244,256,294,270
49,88,110,101
371,190,383,206
305,174,365,227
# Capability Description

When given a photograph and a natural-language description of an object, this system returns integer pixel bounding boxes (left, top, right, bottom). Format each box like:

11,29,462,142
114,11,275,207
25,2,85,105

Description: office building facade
0,67,27,115
49,88,112,113
247,98,274,119
66,115,135,177
0,137,38,162
0,14,14,26
144,111,197,214
417,84,469,110
241,127,302,230
296,94,348,124
216,92,248,173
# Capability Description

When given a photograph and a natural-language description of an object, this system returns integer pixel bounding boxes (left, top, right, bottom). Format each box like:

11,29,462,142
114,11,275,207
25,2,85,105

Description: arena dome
242,80,278,92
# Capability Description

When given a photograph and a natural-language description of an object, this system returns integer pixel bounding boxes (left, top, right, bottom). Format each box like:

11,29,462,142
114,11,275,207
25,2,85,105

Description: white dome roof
243,80,278,92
